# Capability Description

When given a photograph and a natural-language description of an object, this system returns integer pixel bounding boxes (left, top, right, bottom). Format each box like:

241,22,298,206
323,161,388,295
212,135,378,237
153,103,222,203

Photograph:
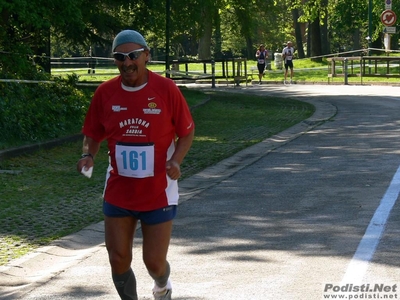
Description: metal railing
327,56,400,84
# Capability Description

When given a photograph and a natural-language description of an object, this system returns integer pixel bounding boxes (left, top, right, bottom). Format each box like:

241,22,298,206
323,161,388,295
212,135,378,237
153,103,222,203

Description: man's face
113,42,149,87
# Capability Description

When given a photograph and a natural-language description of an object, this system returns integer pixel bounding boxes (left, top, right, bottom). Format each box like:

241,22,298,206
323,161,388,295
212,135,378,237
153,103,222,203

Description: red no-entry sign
381,9,397,26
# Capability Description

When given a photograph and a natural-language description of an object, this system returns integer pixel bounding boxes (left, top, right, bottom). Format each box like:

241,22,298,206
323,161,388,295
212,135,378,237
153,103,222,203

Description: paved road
1,84,400,300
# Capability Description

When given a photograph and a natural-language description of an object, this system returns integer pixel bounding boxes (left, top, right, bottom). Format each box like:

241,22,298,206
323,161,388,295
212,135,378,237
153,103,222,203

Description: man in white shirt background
282,41,295,84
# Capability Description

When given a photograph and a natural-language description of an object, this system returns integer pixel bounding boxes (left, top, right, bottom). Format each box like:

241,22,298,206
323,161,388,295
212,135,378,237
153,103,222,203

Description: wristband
81,153,94,160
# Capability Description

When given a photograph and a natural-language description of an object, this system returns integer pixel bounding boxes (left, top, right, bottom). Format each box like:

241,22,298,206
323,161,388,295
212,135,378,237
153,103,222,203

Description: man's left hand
166,160,181,180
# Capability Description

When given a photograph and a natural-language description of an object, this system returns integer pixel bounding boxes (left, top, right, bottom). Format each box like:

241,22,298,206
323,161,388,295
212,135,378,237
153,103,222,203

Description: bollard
236,61,241,86
87,46,95,74
211,60,216,88
344,58,348,85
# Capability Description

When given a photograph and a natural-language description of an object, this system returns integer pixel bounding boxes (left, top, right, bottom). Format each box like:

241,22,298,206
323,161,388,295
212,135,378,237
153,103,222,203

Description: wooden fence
327,56,400,84
51,57,252,86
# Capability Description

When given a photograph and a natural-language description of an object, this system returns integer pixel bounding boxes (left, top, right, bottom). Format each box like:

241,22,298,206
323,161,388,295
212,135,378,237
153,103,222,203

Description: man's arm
76,135,101,174
166,129,195,180
82,135,101,156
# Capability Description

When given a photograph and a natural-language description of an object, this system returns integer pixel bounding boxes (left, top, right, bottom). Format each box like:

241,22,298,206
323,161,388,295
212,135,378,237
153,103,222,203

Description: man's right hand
77,155,94,174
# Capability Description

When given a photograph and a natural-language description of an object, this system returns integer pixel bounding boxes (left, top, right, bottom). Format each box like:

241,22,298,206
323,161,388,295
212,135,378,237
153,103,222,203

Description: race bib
258,59,265,64
285,50,293,60
115,142,155,178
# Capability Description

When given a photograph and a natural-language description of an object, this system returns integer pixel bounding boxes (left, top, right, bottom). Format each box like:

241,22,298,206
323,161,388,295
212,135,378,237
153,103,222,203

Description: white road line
341,165,400,284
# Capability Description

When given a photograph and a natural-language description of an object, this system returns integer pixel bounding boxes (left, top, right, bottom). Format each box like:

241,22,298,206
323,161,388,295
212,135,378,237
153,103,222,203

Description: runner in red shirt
76,29,194,300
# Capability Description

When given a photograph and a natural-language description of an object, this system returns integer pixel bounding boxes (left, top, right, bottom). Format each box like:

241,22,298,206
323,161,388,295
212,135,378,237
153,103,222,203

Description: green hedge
0,76,91,149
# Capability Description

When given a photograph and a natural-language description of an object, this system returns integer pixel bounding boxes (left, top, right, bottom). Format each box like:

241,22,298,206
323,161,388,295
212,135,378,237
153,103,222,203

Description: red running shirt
82,71,194,211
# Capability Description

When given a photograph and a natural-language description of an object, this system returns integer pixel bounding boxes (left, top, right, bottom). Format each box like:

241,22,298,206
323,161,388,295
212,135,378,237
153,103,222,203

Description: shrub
0,75,91,148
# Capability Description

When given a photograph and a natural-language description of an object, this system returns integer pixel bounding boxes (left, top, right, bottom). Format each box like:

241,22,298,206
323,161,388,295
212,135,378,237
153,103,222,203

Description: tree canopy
0,0,397,77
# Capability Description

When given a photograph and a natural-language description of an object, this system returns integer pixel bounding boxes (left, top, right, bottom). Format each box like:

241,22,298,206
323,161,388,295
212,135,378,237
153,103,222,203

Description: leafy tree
1,0,395,80
328,0,368,53
0,0,135,76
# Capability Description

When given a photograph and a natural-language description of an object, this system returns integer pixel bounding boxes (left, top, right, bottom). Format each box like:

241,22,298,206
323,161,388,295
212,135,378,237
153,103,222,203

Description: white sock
153,278,172,293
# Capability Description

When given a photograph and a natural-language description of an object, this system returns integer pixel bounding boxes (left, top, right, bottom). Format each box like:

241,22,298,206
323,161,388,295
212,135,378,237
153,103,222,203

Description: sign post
381,7,397,52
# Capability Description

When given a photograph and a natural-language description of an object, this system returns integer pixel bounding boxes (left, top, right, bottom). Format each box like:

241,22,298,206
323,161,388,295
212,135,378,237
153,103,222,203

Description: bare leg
258,73,263,83
105,216,138,299
142,220,173,283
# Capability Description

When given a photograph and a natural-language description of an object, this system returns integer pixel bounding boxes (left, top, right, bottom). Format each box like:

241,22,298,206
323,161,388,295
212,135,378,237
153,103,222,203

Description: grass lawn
52,56,400,85
0,89,315,265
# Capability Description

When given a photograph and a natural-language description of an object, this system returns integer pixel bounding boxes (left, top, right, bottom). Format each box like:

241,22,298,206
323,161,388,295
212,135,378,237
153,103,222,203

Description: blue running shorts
103,201,177,225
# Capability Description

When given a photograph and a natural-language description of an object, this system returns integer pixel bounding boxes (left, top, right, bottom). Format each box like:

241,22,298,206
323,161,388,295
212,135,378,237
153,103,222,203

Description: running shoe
153,289,172,300
153,279,172,300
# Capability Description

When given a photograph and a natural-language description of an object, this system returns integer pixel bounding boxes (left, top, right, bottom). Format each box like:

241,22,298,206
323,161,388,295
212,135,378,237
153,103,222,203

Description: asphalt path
1,83,400,300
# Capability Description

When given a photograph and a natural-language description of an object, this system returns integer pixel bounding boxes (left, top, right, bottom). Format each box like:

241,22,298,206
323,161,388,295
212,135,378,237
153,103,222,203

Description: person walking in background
255,44,268,84
282,41,295,84
76,29,195,300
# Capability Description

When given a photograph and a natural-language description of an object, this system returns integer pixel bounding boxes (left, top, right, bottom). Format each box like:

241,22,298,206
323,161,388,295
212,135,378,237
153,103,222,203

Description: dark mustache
123,65,138,72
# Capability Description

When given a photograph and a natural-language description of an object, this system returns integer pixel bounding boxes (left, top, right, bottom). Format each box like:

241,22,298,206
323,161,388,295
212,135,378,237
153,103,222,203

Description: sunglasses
113,48,145,62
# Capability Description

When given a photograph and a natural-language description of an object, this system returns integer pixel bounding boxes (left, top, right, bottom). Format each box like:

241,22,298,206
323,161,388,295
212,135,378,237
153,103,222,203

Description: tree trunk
320,0,329,55
198,7,213,59
292,8,305,58
307,23,311,58
245,36,253,59
391,33,399,50
35,27,51,73
214,8,222,59
353,28,361,51
310,17,322,62
320,21,329,55
371,34,383,54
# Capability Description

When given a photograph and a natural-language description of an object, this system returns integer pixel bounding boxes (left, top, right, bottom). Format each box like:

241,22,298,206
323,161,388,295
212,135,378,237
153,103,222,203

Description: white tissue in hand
81,166,93,178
